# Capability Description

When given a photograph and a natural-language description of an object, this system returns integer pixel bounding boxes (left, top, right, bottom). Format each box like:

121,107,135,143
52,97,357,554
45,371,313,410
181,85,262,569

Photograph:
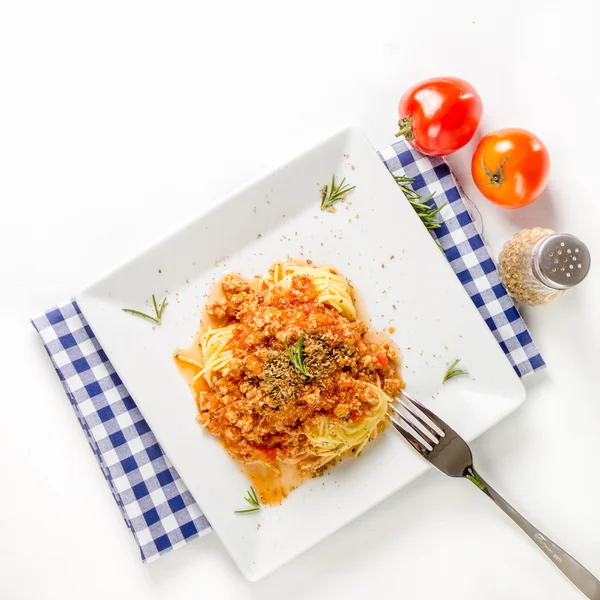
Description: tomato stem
395,116,414,141
480,149,509,188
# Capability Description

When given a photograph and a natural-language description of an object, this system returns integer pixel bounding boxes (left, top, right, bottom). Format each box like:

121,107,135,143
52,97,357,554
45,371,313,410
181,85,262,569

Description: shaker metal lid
532,233,591,290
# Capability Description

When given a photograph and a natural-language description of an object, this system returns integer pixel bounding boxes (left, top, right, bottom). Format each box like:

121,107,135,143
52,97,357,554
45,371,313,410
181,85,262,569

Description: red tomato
397,77,483,156
376,352,388,367
471,128,550,209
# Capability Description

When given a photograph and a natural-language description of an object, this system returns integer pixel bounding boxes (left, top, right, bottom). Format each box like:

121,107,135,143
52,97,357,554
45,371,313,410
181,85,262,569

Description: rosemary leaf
248,487,259,505
158,297,167,319
122,294,167,326
394,174,446,239
286,333,311,376
442,358,469,383
320,175,355,211
235,486,261,514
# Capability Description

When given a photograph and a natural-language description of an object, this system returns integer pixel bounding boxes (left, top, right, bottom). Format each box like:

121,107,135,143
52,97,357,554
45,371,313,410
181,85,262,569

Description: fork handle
467,467,600,599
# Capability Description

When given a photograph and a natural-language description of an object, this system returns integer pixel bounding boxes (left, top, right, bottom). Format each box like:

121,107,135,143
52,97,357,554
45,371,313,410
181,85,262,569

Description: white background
1,1,599,598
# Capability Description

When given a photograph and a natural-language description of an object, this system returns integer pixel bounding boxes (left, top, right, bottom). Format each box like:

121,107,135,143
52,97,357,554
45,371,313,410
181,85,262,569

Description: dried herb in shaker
498,228,591,306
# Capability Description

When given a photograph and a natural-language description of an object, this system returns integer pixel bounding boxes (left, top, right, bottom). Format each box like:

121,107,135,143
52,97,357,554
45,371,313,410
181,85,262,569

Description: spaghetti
176,261,403,503
255,262,356,320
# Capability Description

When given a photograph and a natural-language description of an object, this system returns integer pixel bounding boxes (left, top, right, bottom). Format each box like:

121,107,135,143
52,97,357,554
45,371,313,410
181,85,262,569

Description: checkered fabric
31,301,211,562
379,138,545,377
32,138,544,565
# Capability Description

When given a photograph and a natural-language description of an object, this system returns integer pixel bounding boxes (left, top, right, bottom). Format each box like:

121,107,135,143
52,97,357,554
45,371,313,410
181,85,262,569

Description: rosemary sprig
394,174,447,232
286,333,311,377
442,358,469,383
234,486,261,514
320,175,355,211
122,294,167,325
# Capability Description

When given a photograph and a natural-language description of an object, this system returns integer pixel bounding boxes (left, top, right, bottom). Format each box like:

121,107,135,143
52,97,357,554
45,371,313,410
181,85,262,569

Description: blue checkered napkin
31,301,211,562
379,139,545,377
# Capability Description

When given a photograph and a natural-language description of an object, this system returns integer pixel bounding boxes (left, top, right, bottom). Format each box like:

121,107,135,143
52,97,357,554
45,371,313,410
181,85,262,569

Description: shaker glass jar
498,228,591,306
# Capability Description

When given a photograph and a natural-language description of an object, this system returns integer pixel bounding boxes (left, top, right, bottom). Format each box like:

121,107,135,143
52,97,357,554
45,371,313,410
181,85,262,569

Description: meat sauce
175,266,402,504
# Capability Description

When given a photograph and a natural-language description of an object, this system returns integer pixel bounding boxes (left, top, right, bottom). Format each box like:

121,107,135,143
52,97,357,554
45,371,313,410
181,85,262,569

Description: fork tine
386,412,431,456
391,410,435,451
395,394,444,440
388,401,439,445
401,389,449,435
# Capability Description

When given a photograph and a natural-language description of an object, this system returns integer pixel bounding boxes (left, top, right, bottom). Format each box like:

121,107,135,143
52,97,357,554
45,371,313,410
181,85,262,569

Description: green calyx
395,116,415,141
480,149,509,189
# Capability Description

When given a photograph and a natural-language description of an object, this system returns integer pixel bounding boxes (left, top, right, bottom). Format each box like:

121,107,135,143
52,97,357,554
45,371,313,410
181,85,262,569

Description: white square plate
77,127,525,581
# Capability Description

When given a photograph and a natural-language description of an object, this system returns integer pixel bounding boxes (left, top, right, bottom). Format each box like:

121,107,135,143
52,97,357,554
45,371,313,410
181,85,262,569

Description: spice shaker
498,227,591,306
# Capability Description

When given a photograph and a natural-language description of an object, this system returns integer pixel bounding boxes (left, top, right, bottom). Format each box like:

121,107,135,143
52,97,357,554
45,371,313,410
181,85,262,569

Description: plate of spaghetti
175,261,403,504
77,127,525,580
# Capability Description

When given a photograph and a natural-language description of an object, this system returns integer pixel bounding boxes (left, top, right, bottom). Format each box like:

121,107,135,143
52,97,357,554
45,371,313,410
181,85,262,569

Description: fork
388,390,600,599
